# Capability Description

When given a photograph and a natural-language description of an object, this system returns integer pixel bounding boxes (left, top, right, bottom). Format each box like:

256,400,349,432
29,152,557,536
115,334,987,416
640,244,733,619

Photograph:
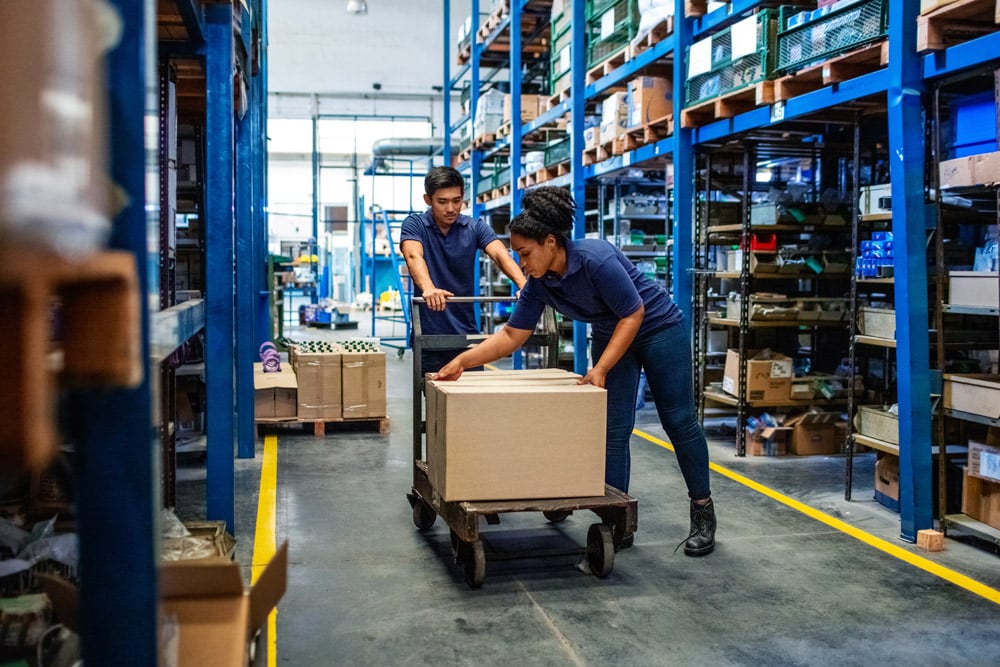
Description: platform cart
405,296,637,588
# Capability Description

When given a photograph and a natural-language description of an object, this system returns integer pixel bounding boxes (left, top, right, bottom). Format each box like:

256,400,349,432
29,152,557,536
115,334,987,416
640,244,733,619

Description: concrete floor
179,321,1000,666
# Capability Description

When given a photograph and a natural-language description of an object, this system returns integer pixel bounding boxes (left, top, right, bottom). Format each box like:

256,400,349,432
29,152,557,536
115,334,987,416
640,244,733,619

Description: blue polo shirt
399,209,499,335
507,238,682,341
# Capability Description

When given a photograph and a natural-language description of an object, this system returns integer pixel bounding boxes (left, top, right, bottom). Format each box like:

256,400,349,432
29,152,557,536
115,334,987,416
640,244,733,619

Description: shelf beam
888,0,934,542
571,0,587,376
673,0,694,339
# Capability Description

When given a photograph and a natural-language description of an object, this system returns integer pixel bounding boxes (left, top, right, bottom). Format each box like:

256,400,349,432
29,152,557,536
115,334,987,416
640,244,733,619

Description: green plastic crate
586,0,638,69
586,0,620,21
684,10,777,107
775,0,888,75
545,137,571,166
496,165,512,188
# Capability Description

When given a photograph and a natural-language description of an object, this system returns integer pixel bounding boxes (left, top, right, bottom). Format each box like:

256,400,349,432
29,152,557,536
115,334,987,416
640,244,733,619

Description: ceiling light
346,0,368,14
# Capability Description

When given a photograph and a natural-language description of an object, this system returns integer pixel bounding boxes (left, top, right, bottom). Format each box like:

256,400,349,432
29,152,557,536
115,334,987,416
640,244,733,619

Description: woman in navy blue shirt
434,187,715,556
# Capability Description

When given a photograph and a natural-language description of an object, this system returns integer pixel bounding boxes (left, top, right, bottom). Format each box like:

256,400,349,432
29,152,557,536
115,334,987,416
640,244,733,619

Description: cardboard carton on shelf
968,440,1000,484
875,454,899,512
160,542,288,666
721,349,793,403
426,371,606,501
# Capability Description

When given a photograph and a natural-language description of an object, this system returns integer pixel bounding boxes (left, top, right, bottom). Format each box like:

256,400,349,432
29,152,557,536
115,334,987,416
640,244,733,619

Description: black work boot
683,498,716,557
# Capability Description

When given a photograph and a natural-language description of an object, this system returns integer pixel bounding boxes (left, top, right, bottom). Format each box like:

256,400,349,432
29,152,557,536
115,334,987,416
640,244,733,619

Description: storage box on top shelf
939,150,1000,189
943,374,1000,421
600,92,630,141
342,342,386,419
425,370,606,501
160,542,288,666
253,363,297,420
627,76,672,128
962,468,1000,530
722,349,793,403
947,271,999,308
875,454,899,512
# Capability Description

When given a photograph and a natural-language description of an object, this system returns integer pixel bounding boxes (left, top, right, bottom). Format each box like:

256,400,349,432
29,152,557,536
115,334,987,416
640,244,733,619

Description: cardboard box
721,349,793,403
938,150,1000,189
968,441,1000,483
916,529,944,552
600,92,629,141
627,76,672,128
921,0,960,14
856,405,899,444
584,124,601,149
786,410,840,456
875,454,899,511
253,364,297,420
858,183,892,216
502,94,541,123
160,542,288,667
426,374,606,501
745,426,790,456
293,351,342,420
948,271,998,308
961,468,1000,530
943,374,1000,421
342,352,387,419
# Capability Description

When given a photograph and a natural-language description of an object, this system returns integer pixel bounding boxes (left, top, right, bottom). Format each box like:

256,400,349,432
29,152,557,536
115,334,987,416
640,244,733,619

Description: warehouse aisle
227,329,1000,666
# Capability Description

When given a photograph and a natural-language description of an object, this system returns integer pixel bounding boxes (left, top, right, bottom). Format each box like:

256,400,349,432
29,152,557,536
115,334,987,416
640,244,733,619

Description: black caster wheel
586,523,615,578
543,510,572,523
412,498,436,531
463,540,486,589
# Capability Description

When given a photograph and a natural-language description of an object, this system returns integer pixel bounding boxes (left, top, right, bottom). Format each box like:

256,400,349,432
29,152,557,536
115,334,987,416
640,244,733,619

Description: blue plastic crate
950,91,998,158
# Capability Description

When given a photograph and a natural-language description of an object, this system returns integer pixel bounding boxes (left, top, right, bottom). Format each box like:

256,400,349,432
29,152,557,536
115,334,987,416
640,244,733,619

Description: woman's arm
581,304,644,388
432,325,533,380
483,239,527,291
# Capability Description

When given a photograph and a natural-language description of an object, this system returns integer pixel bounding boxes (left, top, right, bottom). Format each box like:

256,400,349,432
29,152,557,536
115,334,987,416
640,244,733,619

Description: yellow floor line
632,427,1000,606
253,434,279,664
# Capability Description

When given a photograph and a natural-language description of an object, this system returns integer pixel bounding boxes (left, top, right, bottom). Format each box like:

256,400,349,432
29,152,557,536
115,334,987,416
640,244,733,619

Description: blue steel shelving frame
445,0,1000,540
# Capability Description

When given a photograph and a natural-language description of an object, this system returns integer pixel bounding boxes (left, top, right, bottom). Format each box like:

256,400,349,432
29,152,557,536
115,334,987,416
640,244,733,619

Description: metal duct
371,137,462,158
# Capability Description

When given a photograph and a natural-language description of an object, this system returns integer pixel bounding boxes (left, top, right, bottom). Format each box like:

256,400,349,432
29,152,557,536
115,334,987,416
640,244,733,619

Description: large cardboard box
627,76,672,128
875,454,899,511
426,373,606,501
600,92,629,141
786,410,840,456
253,364,297,420
721,349,793,403
961,468,1000,530
968,441,1000,484
342,352,387,419
938,150,1000,189
502,93,542,123
293,350,342,420
160,542,288,667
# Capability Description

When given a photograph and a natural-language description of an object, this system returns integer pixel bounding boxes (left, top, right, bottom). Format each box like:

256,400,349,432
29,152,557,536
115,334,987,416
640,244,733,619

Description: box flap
249,541,289,633
161,557,246,598
253,364,297,390
785,410,841,427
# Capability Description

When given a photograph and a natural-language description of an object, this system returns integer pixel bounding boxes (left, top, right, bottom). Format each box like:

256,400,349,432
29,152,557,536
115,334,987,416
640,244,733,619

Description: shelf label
560,46,571,74
689,38,712,77
601,9,616,40
983,451,1000,482
770,101,785,123
731,15,758,60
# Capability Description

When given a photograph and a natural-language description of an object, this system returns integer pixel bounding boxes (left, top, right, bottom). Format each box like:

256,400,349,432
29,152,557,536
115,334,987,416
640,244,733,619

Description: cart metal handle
412,296,519,304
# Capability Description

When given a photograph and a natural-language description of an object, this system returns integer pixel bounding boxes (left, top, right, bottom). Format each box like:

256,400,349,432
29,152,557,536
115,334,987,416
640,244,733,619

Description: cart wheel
463,541,486,589
543,510,572,523
449,530,461,562
412,499,436,531
586,524,615,579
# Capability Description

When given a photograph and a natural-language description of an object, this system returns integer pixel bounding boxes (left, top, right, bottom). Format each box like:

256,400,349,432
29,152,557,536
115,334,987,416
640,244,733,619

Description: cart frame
405,296,638,587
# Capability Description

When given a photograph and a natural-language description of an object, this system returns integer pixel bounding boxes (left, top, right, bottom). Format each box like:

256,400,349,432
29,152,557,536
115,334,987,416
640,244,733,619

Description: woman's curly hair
509,186,576,246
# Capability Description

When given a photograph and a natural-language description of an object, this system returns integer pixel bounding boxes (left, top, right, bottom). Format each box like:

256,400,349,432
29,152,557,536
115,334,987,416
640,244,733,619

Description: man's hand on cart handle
422,287,454,311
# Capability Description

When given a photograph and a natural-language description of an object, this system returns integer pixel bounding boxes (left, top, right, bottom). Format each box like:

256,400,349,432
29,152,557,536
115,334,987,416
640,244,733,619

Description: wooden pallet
917,0,1000,52
582,145,600,166
626,17,674,61
681,81,775,129
496,121,511,138
256,415,391,438
456,147,472,164
548,86,571,108
622,114,673,151
476,189,494,204
472,133,495,149
586,49,629,85
684,0,723,17
1,249,141,471
774,40,888,103
457,44,471,66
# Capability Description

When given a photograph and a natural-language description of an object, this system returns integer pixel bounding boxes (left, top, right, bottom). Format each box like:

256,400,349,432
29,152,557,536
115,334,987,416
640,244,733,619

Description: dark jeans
591,322,711,499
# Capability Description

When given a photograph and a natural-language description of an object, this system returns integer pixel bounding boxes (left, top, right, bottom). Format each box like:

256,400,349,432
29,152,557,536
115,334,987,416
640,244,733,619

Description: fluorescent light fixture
346,0,368,14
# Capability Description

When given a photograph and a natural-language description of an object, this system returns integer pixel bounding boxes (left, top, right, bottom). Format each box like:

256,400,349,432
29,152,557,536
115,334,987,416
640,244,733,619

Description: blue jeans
592,321,711,499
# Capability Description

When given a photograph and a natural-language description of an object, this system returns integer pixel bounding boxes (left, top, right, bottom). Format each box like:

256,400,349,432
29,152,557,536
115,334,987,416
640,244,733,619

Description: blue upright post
311,109,320,304
443,0,451,165
673,0,693,339
205,4,236,531
236,56,255,460
470,0,482,221
571,0,587,376
888,0,933,541
510,1,523,215
74,1,158,663
255,0,271,348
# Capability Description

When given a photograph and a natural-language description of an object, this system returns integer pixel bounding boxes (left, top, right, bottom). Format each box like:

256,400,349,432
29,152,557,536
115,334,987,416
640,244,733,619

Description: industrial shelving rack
444,0,1000,543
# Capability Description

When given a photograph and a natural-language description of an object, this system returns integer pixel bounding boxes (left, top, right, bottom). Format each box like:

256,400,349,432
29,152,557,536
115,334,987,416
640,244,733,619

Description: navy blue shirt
507,238,682,341
400,209,499,335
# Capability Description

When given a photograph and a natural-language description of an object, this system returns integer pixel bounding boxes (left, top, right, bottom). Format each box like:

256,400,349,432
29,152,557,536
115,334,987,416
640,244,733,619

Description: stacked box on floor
291,344,343,420
342,341,387,419
685,10,777,107
253,363,297,420
425,370,607,501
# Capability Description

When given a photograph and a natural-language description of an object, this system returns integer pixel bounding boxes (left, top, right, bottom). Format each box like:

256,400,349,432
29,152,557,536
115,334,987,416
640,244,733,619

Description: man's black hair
424,166,465,196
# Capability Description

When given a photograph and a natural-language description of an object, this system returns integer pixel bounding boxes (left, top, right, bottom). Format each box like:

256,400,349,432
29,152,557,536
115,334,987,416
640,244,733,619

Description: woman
433,187,715,556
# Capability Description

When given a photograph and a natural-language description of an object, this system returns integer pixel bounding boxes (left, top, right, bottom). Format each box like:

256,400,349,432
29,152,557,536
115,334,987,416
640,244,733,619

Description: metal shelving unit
442,0,1000,541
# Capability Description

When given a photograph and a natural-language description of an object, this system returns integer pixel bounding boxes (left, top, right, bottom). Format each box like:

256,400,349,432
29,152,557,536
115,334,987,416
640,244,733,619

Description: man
400,166,526,373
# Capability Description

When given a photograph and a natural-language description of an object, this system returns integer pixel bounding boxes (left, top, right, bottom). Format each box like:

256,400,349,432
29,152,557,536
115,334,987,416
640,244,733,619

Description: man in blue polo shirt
400,166,526,372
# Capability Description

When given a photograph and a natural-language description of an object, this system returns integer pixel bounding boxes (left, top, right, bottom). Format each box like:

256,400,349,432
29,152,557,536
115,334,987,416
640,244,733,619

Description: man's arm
401,239,453,311
483,239,527,291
